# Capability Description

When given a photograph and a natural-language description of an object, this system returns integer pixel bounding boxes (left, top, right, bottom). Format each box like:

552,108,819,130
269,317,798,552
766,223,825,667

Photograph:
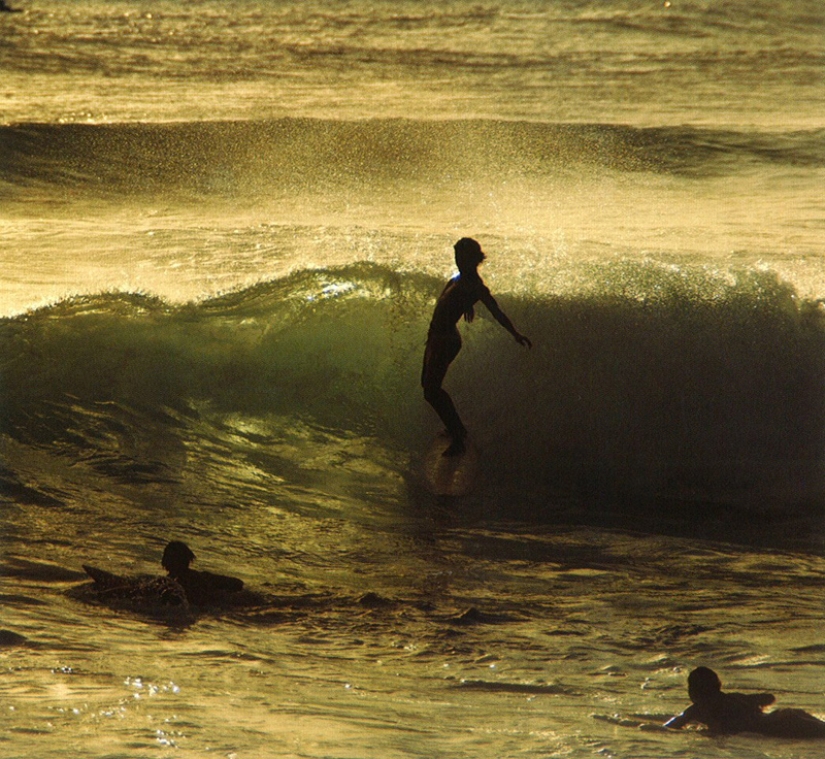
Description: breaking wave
3,261,824,511
3,119,824,203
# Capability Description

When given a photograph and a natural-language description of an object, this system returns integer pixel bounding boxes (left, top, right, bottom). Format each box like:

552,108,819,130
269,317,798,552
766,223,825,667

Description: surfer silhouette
161,540,244,606
81,541,250,610
422,237,531,456
665,667,825,738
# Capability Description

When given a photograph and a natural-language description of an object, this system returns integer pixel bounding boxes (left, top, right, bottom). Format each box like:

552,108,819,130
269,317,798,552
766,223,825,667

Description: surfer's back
428,273,488,334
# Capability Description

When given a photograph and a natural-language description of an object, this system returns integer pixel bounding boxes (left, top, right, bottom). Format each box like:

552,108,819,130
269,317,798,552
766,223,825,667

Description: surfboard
422,434,480,496
82,564,126,589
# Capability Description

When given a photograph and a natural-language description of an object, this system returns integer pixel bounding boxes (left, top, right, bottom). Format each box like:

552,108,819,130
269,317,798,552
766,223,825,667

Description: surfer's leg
422,336,467,452
424,386,467,444
761,709,825,739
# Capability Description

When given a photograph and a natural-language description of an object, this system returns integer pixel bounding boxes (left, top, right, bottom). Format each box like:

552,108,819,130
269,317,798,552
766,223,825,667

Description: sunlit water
2,2,825,758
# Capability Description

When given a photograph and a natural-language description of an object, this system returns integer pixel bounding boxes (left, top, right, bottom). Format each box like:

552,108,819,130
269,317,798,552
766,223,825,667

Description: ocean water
2,1,825,758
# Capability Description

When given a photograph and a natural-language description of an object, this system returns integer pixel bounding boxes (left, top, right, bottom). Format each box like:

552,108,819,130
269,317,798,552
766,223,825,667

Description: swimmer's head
688,667,722,702
454,237,485,273
162,541,196,575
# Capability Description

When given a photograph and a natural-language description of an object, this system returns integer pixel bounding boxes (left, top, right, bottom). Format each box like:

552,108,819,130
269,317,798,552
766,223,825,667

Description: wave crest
3,262,824,506
3,120,824,202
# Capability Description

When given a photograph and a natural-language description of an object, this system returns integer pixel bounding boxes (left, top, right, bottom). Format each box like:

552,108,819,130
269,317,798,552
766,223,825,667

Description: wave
3,262,825,509
2,119,824,202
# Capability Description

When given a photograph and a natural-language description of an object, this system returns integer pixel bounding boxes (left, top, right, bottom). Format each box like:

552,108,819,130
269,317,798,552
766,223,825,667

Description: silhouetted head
162,541,196,576
454,237,485,274
688,667,722,702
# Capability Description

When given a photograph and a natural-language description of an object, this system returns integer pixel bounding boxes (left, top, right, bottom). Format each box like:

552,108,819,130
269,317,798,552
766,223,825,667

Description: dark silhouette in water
82,540,245,608
82,564,188,606
422,238,531,456
161,540,244,606
0,1,22,12
0,629,28,647
665,667,825,738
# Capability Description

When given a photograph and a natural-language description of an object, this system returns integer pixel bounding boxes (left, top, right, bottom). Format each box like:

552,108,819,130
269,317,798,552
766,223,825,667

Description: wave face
3,262,824,510
3,119,824,202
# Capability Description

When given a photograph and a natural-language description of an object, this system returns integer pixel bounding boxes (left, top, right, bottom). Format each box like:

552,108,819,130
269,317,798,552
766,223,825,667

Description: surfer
422,237,531,456
665,667,825,738
82,541,245,608
161,540,244,606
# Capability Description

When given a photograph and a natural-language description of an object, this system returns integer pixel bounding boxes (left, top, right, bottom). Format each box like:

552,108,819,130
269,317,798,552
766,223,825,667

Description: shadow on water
405,474,825,557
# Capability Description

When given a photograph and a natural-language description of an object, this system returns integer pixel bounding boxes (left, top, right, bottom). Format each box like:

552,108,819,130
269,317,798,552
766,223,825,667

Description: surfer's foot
442,436,466,457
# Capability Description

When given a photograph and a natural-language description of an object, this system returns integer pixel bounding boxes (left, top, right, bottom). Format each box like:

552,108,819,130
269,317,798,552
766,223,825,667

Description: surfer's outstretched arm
663,708,693,729
480,290,532,348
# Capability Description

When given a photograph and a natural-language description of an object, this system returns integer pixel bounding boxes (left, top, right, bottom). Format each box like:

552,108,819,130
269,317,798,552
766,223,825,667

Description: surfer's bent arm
663,707,694,729
481,290,532,348
748,693,775,709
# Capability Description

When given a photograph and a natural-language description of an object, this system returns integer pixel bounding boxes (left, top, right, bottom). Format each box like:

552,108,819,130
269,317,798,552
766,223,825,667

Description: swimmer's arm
747,693,775,709
664,706,695,729
480,289,532,348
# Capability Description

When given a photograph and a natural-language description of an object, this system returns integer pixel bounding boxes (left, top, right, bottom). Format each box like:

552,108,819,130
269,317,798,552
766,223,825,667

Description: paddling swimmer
82,541,245,608
161,540,244,606
422,238,531,456
665,666,825,738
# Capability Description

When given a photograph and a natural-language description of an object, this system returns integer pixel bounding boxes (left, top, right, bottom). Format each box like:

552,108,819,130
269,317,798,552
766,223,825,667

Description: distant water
2,2,825,759
2,0,823,127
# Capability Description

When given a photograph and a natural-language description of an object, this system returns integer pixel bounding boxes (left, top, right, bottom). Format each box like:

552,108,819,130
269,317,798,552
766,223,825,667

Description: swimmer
422,237,532,456
161,540,244,606
665,666,825,738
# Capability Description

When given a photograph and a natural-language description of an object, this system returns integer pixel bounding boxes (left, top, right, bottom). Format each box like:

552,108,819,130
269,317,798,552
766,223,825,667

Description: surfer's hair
454,237,485,273
688,667,722,700
162,541,196,574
